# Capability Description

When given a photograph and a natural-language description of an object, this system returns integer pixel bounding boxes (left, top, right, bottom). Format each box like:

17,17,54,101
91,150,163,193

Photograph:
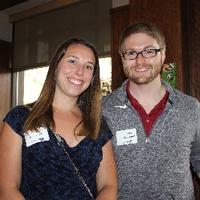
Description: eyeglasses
121,48,161,60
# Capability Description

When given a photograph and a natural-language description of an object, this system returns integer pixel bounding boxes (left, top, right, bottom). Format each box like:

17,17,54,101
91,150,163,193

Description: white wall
0,13,12,42
112,0,129,8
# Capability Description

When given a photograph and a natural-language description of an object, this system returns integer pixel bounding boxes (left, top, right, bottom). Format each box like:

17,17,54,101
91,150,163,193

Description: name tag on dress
116,128,137,145
25,127,50,147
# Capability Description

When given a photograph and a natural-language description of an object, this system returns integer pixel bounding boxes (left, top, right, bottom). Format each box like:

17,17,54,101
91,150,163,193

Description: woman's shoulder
3,105,30,136
4,105,30,120
96,116,113,147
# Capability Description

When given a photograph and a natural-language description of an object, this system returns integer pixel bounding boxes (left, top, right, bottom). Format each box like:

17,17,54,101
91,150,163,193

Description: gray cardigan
102,80,200,200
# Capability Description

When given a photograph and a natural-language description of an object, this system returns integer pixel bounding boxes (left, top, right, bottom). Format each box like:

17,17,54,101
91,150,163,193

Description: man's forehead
122,33,159,49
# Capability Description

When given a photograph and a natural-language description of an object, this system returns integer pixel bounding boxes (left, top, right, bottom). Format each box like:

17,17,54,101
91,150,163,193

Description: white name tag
116,128,137,145
25,127,50,147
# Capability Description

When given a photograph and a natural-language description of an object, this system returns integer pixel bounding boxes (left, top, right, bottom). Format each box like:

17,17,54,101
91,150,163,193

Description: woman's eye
67,59,76,64
86,65,94,70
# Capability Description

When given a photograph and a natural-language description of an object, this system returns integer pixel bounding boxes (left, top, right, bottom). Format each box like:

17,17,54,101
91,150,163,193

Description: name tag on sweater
116,128,137,145
25,127,50,147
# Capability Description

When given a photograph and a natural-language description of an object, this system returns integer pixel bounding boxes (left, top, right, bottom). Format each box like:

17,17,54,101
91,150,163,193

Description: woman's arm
0,122,25,200
96,140,118,200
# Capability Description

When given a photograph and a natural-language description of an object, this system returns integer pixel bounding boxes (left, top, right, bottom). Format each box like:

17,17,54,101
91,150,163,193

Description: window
14,57,112,106
23,66,48,104
99,57,112,96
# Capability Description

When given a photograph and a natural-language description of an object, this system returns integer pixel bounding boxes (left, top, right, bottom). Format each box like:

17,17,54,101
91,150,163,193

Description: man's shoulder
102,92,115,103
170,87,199,109
102,82,127,105
102,89,122,108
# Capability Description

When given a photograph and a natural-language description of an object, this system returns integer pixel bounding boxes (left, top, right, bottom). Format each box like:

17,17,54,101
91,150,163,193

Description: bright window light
99,57,112,96
16,57,112,105
23,67,48,104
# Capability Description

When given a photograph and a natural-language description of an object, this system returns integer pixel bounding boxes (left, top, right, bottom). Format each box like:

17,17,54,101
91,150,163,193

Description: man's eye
145,49,154,53
127,50,136,55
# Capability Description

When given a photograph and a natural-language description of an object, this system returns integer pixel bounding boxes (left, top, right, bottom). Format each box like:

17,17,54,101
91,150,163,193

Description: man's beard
123,63,162,85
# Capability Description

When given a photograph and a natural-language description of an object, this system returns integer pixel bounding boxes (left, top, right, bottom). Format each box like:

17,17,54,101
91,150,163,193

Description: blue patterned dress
4,106,112,200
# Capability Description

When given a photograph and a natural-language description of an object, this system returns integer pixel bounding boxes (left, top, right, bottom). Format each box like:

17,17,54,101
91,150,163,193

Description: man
102,22,200,200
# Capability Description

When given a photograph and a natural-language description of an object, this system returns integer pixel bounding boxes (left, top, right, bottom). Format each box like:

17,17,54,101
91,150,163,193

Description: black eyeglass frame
121,48,162,60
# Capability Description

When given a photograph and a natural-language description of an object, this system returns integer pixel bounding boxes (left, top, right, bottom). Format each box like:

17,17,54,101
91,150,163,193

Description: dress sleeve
3,105,30,137
96,117,113,147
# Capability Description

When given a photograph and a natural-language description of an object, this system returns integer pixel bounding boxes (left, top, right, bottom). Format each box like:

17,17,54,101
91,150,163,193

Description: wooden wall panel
0,40,11,127
188,0,200,101
186,0,200,198
110,5,130,90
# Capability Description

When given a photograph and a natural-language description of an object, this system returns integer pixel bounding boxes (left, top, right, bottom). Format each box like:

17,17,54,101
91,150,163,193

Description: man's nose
135,53,145,63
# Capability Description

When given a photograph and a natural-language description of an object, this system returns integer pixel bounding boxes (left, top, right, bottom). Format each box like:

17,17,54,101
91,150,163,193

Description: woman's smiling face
55,44,96,98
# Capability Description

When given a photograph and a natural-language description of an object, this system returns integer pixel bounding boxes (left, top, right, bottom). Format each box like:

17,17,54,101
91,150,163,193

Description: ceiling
0,0,27,11
0,0,51,15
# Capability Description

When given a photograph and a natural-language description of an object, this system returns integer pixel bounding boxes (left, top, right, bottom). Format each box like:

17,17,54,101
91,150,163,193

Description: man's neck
128,77,166,113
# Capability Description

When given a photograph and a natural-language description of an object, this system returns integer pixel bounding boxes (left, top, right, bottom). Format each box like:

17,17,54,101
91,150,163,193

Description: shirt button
146,119,150,123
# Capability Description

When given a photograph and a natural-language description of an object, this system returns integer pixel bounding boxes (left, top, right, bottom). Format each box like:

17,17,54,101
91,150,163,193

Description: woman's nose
75,64,84,76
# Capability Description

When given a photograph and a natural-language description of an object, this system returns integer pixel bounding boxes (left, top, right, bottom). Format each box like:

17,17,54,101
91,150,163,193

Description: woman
0,38,117,200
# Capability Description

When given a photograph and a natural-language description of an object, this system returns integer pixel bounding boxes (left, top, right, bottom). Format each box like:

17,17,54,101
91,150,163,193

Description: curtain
13,0,111,71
